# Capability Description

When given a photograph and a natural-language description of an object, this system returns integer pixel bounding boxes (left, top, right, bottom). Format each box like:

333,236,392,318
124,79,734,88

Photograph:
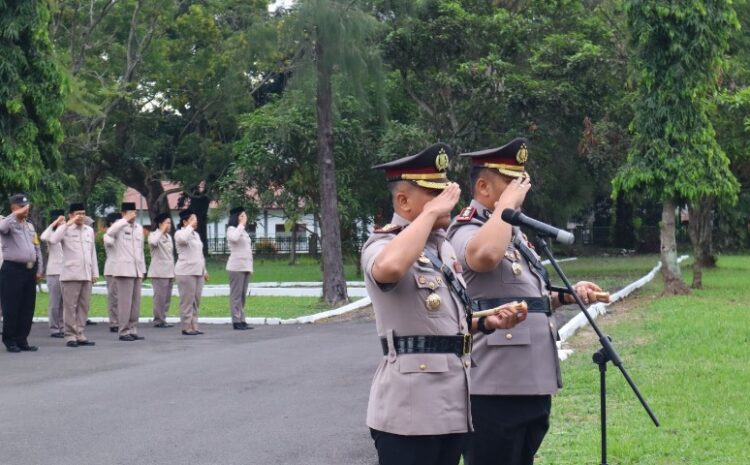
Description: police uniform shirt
361,213,472,436
0,214,43,269
447,200,561,396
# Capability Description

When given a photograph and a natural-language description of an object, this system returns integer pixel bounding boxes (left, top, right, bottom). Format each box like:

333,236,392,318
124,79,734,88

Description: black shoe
233,323,247,330
66,341,79,348
154,323,173,328
85,319,97,326
119,335,135,342
78,340,95,346
109,327,119,333
194,330,204,335
6,345,21,353
18,345,38,352
242,323,254,330
50,332,65,338
130,335,145,340
182,330,199,336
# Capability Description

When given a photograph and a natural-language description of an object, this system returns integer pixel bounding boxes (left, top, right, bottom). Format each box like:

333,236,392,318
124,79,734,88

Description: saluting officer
40,209,67,338
447,138,603,465
363,144,525,465
106,203,147,342
0,194,44,353
148,213,175,328
103,212,121,333
48,203,99,348
225,206,254,330
174,209,208,336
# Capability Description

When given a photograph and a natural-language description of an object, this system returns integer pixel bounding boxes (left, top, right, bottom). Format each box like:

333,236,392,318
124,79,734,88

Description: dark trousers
465,395,552,465
0,262,37,348
370,428,466,465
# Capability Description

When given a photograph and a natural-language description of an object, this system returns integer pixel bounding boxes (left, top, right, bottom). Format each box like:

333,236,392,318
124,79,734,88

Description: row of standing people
362,140,605,465
2,198,254,351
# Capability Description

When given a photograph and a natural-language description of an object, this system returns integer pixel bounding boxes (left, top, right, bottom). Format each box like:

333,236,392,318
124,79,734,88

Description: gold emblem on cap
435,148,450,171
425,292,442,310
516,143,528,164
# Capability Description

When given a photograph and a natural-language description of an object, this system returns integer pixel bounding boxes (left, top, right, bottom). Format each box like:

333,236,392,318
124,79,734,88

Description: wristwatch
477,316,495,335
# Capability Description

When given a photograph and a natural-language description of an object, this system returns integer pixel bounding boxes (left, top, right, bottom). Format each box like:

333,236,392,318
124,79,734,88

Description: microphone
500,209,575,245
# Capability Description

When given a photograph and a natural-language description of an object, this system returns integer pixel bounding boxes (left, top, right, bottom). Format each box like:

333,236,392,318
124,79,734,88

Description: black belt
381,334,472,357
474,297,551,315
2,260,37,271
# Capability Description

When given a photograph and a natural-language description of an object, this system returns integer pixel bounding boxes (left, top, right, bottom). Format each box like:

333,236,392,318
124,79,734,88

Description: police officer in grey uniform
363,144,527,465
0,194,44,352
226,206,254,330
40,209,67,338
148,213,175,328
447,138,603,465
106,202,147,341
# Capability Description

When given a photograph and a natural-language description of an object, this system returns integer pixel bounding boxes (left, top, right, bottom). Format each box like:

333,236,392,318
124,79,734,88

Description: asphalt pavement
0,318,381,465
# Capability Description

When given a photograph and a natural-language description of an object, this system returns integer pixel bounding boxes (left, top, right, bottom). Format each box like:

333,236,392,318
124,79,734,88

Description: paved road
1,319,381,465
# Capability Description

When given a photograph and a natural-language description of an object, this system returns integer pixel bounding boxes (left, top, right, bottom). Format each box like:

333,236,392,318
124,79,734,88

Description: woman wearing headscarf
174,209,207,336
225,207,254,330
148,213,175,328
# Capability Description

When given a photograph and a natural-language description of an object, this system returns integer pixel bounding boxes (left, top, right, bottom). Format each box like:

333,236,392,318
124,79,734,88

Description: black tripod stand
536,236,660,465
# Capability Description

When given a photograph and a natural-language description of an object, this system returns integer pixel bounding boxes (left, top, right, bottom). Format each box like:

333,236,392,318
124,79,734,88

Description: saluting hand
160,222,170,234
14,204,30,218
496,173,531,212
188,215,198,229
54,215,66,227
422,182,461,219
66,216,78,226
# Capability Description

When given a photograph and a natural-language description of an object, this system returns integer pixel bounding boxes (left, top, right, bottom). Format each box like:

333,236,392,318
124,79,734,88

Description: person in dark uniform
362,143,527,465
0,194,44,353
447,138,605,465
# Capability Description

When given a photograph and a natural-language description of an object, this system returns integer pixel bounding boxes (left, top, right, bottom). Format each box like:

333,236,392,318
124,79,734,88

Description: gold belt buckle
26,262,34,270
462,333,473,355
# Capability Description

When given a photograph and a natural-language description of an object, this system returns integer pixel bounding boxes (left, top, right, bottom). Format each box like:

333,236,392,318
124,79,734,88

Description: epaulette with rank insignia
456,206,476,222
374,223,403,234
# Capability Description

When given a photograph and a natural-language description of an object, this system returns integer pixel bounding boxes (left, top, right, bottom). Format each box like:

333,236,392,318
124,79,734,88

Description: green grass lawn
33,293,332,320
546,254,667,292
203,255,363,285
535,255,750,464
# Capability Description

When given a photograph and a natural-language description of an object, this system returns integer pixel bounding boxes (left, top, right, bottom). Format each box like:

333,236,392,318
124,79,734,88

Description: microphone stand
535,235,659,465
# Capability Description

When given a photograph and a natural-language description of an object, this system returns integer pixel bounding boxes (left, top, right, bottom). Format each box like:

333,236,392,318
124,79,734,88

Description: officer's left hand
36,273,43,283
485,307,527,330
569,281,603,305
204,273,209,282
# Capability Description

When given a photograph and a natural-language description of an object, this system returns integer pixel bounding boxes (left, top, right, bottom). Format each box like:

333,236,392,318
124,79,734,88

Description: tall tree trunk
145,180,170,225
660,199,691,295
315,42,349,307
289,222,298,266
189,195,210,257
688,197,716,289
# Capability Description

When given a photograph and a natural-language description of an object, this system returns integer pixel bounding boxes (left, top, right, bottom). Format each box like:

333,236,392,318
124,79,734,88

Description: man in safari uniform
362,143,526,465
448,138,604,465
